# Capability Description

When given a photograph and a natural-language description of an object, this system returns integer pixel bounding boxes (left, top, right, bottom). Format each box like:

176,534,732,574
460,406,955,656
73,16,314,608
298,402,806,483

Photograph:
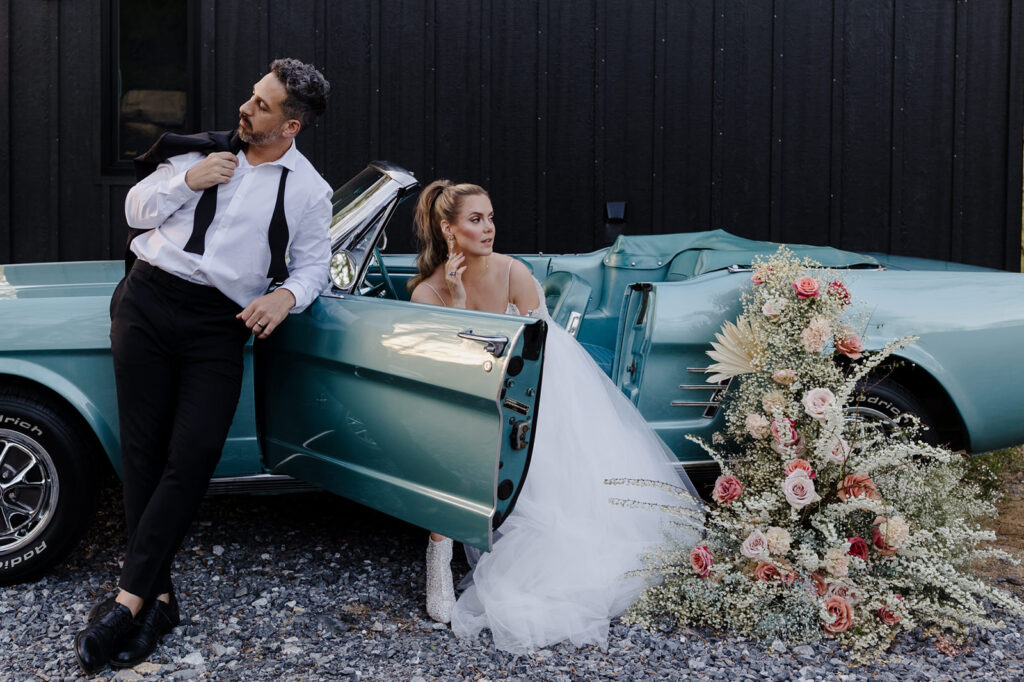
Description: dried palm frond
705,315,758,383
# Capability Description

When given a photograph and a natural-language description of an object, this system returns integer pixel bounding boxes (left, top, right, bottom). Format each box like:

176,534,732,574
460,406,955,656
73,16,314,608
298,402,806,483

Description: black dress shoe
74,603,135,674
87,595,118,624
110,592,180,669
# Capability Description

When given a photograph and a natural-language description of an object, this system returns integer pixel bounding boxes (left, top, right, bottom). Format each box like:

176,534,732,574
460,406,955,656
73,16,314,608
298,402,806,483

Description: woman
409,180,703,653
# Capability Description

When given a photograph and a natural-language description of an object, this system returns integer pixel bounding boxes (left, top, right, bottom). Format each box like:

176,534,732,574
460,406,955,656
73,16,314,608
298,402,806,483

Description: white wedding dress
447,277,704,654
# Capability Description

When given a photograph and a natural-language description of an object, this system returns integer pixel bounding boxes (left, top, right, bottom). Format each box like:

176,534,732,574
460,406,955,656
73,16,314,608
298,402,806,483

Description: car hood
0,261,123,300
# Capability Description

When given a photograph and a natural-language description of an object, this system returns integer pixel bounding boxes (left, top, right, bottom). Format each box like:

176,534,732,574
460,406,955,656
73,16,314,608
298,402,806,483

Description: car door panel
256,295,546,550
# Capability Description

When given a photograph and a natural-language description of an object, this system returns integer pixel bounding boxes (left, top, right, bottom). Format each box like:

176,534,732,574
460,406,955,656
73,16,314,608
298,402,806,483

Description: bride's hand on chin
445,251,468,308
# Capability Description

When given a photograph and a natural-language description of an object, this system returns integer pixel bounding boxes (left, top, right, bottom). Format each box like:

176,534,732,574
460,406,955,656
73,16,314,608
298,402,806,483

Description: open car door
255,295,546,551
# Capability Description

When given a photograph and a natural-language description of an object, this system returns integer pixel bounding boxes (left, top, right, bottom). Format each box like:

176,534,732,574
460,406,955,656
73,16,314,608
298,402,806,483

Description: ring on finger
254,322,266,330
447,271,457,276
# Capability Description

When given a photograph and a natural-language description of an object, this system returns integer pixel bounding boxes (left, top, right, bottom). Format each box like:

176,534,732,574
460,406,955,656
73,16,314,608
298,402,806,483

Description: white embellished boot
425,536,455,623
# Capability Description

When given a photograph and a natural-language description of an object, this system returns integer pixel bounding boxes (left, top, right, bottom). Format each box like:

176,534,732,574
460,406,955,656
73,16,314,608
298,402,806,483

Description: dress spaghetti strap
505,258,514,307
424,282,448,306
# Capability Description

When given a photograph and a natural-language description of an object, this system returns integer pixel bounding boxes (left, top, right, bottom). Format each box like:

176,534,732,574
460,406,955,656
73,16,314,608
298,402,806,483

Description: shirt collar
238,139,298,171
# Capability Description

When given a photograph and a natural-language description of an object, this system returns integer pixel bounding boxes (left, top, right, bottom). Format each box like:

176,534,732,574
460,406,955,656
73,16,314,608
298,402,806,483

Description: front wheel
0,388,98,585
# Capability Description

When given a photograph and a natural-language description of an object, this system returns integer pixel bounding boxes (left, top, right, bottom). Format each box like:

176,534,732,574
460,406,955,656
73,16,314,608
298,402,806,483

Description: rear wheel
846,377,938,444
0,388,98,585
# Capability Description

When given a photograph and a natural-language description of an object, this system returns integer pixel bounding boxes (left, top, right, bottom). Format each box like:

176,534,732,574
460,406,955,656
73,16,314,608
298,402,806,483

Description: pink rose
827,280,852,305
826,436,852,464
777,563,799,586
826,580,863,605
835,331,864,360
847,536,870,561
712,475,742,505
770,418,804,456
690,545,714,578
877,605,901,625
784,458,816,480
772,369,796,385
811,570,828,596
824,596,854,634
802,387,836,420
771,417,799,447
751,266,771,285
837,473,881,502
741,530,770,561
783,470,819,509
872,529,898,556
793,276,820,299
754,561,780,583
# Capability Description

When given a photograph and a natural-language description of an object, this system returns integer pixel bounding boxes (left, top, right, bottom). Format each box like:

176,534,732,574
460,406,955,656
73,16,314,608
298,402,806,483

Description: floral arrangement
616,248,1024,658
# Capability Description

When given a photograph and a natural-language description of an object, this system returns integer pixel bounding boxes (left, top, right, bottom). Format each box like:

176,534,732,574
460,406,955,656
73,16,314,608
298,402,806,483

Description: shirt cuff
278,282,311,313
167,169,200,203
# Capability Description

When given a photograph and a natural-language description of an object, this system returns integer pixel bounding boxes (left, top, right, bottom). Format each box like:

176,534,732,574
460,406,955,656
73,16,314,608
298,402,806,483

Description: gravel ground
2,487,1023,681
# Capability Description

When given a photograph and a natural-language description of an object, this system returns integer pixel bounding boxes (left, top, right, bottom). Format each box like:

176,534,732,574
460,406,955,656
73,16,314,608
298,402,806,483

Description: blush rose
741,530,770,561
802,387,836,421
824,596,855,634
835,331,864,360
772,368,796,385
784,458,816,480
837,473,881,501
712,475,742,505
690,545,714,578
793,276,820,299
783,470,820,509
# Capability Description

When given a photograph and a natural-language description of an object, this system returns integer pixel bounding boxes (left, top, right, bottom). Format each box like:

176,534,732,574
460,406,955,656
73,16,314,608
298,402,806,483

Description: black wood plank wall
3,0,1023,269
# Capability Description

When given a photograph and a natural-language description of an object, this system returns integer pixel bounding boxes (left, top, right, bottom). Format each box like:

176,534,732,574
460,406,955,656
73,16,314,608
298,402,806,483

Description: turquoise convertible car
1,162,1023,585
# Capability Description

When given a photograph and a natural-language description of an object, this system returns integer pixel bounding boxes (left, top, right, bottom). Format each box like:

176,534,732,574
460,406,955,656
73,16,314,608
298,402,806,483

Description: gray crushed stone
2,487,1023,681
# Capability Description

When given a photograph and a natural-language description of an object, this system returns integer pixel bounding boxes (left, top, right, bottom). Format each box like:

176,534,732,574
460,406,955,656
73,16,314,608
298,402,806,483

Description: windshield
324,163,419,294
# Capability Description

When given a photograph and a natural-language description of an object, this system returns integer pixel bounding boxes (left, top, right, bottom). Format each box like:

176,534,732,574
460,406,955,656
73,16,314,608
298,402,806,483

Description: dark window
108,0,194,166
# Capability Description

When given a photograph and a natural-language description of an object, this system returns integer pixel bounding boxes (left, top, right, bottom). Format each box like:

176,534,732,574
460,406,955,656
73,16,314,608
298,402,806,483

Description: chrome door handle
458,329,509,358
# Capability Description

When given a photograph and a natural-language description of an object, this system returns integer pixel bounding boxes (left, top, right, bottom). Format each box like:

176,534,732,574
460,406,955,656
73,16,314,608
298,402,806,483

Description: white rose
740,529,770,561
762,297,787,320
783,470,820,509
802,387,836,421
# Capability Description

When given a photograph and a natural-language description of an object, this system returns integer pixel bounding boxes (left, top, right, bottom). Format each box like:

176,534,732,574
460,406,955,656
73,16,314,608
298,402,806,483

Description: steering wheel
364,246,399,299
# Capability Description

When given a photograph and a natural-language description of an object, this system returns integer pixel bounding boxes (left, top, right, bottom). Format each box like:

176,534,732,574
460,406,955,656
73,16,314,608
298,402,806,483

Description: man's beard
237,118,278,145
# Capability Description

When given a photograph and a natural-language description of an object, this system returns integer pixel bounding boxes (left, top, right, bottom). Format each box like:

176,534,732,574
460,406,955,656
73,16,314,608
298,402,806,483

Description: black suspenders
183,166,291,282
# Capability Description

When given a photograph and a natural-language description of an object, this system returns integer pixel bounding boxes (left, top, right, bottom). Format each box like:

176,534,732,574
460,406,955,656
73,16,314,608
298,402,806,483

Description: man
74,58,332,674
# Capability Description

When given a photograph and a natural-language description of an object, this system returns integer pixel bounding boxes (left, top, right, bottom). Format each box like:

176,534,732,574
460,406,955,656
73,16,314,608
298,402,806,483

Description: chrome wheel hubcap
843,405,901,440
0,429,59,554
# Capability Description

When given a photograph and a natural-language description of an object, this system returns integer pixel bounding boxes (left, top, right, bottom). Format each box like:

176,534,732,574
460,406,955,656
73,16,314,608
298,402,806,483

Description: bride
408,179,703,653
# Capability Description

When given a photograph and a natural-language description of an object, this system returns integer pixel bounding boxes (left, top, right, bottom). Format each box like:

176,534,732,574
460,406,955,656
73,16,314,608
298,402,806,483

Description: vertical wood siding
3,0,1023,269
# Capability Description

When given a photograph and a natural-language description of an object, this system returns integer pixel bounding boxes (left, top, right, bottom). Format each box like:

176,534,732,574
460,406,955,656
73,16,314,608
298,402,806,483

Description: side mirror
329,250,357,290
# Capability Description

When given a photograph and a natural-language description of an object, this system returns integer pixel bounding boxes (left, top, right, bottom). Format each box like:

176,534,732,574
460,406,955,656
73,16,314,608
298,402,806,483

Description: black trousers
109,261,250,600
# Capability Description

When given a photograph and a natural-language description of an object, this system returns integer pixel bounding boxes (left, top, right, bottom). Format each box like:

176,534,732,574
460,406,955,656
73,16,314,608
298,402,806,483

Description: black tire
847,377,938,444
0,387,98,585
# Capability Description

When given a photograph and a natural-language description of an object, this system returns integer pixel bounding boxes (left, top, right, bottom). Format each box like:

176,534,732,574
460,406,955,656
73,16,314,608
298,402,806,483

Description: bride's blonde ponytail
409,179,488,291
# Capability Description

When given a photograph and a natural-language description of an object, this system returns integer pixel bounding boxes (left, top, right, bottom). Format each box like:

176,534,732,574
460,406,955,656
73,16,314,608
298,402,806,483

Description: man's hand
185,152,239,191
237,288,296,339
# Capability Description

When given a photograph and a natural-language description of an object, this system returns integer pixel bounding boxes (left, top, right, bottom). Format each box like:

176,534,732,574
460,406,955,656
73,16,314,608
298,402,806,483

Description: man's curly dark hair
270,58,330,129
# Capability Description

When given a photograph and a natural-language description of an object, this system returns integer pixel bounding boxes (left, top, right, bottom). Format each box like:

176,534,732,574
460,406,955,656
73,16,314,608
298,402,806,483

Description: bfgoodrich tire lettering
0,388,97,585
848,377,938,444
